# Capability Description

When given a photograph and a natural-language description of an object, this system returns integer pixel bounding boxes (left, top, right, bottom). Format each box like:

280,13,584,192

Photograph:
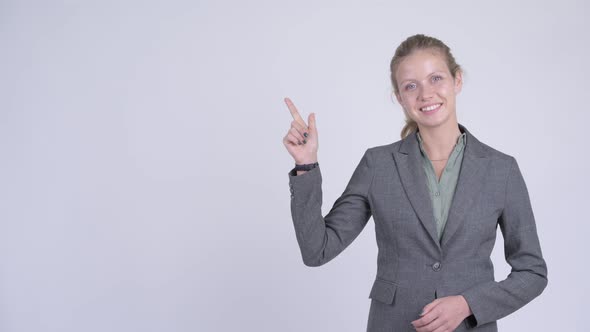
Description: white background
1,0,587,331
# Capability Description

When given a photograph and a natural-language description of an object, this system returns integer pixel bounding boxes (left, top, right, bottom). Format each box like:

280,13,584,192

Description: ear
454,70,463,94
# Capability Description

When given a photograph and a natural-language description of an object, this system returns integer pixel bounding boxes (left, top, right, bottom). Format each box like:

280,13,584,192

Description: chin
415,113,446,126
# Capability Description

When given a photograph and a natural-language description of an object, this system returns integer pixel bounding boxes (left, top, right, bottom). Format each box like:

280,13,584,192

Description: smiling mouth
420,103,442,112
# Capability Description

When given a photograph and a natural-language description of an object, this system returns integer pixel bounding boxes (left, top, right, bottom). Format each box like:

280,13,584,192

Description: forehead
395,49,450,80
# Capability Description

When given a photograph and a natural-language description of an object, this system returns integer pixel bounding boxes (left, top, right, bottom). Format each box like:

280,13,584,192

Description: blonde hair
390,34,463,139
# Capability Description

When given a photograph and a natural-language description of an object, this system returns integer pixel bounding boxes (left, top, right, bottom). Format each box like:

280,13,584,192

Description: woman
282,34,547,332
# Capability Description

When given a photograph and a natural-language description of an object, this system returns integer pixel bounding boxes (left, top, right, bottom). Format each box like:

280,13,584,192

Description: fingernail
303,132,308,138
303,139,307,144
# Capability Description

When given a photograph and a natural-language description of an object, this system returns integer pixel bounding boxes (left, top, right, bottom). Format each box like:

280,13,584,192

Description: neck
417,121,462,160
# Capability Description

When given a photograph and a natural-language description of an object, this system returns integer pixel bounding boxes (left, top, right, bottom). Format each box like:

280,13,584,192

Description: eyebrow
399,71,447,85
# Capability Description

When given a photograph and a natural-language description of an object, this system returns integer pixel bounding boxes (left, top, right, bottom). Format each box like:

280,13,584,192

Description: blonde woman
282,34,547,331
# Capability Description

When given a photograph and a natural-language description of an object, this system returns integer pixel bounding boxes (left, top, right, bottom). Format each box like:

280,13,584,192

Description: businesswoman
282,34,547,331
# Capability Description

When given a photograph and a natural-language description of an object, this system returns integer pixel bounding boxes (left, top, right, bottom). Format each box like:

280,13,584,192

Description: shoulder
465,128,523,179
460,123,516,165
473,135,521,173
366,141,403,155
476,138,514,162
364,140,402,161
359,140,404,172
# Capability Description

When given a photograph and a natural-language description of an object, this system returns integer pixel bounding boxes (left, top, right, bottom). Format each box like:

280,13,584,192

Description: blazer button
432,262,441,271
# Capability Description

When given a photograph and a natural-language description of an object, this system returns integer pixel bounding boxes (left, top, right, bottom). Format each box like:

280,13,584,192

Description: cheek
403,100,417,111
400,91,418,104
438,85,455,99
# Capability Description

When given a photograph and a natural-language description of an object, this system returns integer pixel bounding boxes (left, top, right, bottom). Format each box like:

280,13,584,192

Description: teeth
420,104,441,112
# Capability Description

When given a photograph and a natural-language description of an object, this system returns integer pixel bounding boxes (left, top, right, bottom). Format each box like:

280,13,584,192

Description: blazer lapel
440,124,490,248
391,123,490,251
392,131,441,251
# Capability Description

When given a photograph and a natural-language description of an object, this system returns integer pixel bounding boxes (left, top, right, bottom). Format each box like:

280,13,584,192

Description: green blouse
416,130,467,242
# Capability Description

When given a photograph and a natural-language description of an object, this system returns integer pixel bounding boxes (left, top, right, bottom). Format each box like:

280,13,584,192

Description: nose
419,84,435,100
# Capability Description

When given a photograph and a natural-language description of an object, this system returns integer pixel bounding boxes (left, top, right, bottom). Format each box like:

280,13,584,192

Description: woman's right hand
282,97,318,165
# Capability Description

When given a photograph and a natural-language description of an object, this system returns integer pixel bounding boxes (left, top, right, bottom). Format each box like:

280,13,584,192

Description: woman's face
394,49,462,130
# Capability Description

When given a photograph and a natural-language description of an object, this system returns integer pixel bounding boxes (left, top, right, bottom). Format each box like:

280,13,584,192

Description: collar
397,123,487,158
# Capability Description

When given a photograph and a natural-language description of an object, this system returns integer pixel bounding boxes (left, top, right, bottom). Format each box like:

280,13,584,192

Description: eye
432,75,443,82
404,83,416,91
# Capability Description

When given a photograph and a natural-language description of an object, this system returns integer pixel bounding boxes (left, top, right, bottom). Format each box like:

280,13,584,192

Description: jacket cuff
288,165,322,202
288,165,320,180
460,286,487,327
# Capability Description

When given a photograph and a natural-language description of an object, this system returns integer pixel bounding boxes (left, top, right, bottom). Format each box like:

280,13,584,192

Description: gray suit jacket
288,123,548,331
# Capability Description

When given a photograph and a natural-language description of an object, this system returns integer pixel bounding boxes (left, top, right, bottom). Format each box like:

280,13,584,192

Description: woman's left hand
410,295,472,331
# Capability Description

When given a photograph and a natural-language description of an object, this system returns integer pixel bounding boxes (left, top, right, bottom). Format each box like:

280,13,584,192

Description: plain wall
0,0,587,331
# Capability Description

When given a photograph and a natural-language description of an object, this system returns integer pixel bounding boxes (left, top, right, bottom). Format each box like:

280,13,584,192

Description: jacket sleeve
287,149,374,267
461,157,548,327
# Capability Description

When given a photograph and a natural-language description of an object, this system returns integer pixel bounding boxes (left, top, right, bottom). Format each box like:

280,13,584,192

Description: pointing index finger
284,97,308,128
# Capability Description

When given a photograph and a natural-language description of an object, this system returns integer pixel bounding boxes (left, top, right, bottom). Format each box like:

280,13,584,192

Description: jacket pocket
368,278,398,305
